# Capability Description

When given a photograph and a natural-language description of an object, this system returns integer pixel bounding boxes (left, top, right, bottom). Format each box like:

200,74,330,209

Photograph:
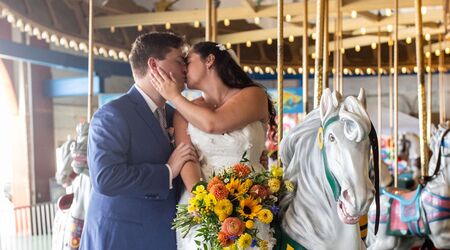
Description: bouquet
173,156,294,250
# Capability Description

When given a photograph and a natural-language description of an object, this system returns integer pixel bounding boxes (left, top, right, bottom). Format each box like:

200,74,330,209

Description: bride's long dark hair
192,42,277,129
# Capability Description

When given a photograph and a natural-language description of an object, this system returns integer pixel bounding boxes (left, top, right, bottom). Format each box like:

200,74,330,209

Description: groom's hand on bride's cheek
260,150,268,169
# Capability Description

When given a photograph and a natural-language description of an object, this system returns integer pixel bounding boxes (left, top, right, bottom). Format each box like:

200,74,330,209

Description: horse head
319,88,375,224
55,138,77,187
71,122,89,175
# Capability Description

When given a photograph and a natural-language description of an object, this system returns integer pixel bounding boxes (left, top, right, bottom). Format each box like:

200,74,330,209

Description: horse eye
328,133,335,142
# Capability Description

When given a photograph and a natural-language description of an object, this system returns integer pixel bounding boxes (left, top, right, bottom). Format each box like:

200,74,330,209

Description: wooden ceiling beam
93,0,442,29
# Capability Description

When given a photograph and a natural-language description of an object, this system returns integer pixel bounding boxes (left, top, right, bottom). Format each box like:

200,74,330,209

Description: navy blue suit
80,86,180,250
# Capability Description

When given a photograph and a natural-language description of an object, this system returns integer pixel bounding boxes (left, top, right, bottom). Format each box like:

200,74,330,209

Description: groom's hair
129,32,186,78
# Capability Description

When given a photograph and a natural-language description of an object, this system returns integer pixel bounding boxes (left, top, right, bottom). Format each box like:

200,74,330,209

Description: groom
80,32,197,250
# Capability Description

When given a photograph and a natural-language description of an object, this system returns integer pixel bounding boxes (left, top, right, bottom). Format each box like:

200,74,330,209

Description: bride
150,42,277,249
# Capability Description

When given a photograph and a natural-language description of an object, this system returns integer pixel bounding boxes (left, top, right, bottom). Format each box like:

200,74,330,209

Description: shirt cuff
165,164,173,190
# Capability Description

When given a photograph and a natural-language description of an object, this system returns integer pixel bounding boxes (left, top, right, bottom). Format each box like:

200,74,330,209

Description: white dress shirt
135,84,173,189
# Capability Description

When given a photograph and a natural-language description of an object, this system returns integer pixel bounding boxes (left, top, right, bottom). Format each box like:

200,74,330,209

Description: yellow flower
258,209,273,224
237,233,252,249
285,180,295,192
245,220,254,229
218,213,228,222
260,240,268,250
238,196,262,219
226,178,247,196
271,165,283,177
204,194,217,211
214,199,233,217
241,179,253,192
193,185,207,196
268,178,281,193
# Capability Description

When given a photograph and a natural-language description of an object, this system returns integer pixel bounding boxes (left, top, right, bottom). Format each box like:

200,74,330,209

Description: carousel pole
393,0,399,188
439,34,445,124
414,0,429,178
211,0,217,42
338,0,343,93
314,0,325,108
427,38,432,142
377,25,382,167
322,0,329,90
303,0,309,114
206,0,213,41
277,0,284,166
87,0,94,122
388,34,394,173
333,17,338,91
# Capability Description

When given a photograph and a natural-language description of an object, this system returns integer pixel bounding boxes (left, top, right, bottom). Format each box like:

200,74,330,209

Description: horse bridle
318,116,381,235
421,128,450,184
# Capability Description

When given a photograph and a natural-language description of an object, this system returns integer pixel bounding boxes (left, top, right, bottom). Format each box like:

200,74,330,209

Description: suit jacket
80,86,180,250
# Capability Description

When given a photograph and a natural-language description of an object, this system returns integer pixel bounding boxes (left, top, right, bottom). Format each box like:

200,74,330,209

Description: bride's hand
150,67,182,102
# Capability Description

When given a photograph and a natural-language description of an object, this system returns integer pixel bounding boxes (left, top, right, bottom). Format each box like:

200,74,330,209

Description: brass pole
87,0,94,122
338,0,343,93
439,34,445,124
323,0,329,90
211,1,217,42
377,25,382,167
206,0,212,41
427,38,432,142
334,17,338,91
303,0,309,114
389,34,393,167
277,0,284,166
394,0,399,188
314,0,325,108
414,0,429,178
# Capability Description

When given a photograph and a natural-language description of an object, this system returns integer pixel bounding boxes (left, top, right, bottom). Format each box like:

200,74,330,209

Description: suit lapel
127,86,172,155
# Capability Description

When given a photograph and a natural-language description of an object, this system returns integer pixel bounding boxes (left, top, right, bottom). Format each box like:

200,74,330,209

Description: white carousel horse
366,123,450,250
55,137,76,188
53,122,91,250
279,88,379,250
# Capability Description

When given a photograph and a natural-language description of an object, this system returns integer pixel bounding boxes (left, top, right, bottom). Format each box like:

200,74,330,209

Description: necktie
155,107,168,137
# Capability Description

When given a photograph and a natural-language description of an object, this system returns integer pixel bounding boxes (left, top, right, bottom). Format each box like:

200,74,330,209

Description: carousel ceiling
0,0,449,73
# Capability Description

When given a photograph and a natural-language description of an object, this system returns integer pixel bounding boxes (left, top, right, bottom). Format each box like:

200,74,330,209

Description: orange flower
218,231,232,247
207,176,224,191
250,185,269,199
222,217,245,237
233,163,251,178
210,183,229,200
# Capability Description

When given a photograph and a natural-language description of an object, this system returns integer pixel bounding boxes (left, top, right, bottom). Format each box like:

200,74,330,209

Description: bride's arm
174,111,202,192
172,87,268,134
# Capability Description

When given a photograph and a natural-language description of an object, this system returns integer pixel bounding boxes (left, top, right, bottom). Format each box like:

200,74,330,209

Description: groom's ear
147,57,158,73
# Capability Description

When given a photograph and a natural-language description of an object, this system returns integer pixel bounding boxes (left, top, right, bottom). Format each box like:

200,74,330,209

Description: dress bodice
187,121,267,180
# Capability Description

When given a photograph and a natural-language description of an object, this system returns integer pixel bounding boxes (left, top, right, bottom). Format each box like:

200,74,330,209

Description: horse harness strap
278,228,307,250
319,115,341,201
422,128,450,184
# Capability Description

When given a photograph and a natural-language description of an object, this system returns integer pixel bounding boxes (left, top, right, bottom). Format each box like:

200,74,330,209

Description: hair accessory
216,43,226,51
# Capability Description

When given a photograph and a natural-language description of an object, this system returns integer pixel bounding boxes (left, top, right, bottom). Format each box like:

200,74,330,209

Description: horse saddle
382,186,430,236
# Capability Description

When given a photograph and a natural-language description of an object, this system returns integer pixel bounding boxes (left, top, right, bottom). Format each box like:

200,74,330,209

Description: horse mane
279,109,338,249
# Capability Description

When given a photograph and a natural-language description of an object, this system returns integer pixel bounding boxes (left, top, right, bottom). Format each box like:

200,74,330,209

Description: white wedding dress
176,121,276,250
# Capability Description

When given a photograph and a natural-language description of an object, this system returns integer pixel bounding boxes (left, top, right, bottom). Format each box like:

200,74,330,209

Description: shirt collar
134,84,161,113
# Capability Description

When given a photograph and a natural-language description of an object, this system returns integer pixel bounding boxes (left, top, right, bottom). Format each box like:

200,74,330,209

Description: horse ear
357,88,367,109
320,88,337,123
332,90,342,107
